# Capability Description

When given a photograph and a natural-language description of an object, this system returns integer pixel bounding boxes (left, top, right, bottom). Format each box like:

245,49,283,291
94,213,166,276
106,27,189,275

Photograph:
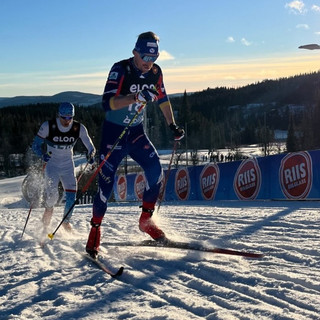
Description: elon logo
116,175,127,201
233,158,261,200
279,151,312,199
134,173,146,200
175,168,190,201
200,164,220,200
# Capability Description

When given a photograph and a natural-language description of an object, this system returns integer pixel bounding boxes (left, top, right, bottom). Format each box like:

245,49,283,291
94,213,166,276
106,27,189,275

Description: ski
80,252,124,278
104,239,264,259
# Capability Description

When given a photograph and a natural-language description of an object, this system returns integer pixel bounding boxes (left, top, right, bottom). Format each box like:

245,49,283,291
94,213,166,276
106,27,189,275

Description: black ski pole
21,162,47,239
21,204,34,239
76,161,90,183
157,140,179,212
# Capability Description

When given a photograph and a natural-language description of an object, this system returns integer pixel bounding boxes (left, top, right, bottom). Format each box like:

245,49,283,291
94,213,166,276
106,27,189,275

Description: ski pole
77,161,90,183
48,103,145,240
21,204,34,239
21,162,47,239
157,140,179,212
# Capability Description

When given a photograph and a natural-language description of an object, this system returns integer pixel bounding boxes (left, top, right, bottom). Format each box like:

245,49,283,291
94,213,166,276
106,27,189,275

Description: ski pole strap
139,205,154,215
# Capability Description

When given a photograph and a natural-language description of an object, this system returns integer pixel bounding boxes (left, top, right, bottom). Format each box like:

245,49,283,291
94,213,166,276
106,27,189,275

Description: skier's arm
102,62,135,111
31,121,50,159
159,101,175,126
157,75,184,140
31,135,44,157
79,124,96,160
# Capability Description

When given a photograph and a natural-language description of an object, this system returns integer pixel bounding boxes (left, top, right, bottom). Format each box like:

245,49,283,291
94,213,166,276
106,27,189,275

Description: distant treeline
1,71,320,176
169,70,320,151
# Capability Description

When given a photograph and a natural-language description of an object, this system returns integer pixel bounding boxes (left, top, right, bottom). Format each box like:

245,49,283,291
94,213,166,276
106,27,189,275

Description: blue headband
134,38,159,56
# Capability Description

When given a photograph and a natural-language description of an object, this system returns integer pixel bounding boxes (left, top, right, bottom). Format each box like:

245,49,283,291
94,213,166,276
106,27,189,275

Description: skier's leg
130,134,165,240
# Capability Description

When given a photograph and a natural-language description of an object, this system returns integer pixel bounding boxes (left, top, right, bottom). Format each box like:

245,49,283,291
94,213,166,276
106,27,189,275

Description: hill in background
0,91,102,108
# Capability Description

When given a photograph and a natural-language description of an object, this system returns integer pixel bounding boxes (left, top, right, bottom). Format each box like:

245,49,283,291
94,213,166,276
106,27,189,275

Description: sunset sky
1,0,320,97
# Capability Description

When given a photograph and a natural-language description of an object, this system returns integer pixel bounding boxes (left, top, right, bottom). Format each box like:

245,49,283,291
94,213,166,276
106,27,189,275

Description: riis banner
113,150,320,201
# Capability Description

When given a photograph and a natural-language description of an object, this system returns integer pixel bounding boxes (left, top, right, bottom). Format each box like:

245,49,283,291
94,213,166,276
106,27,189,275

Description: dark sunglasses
139,53,158,62
60,116,73,120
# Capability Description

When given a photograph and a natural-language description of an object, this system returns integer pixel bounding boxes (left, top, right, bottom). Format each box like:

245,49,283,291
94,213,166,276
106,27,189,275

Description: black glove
135,88,159,103
87,150,95,164
42,151,52,162
169,123,185,141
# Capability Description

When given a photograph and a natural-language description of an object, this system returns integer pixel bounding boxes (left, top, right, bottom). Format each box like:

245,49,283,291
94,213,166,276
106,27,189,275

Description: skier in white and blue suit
32,102,96,231
85,31,184,258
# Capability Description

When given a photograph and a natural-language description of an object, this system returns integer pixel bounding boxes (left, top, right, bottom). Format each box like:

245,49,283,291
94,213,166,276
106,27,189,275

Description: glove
87,151,95,164
169,123,185,141
42,151,52,162
134,88,159,104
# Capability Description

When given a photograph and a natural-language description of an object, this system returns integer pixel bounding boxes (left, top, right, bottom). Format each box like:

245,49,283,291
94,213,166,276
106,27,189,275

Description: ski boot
139,202,167,241
86,217,102,259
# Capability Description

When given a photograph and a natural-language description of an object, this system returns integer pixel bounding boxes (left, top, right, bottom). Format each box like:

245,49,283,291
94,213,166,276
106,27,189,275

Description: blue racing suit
93,58,170,219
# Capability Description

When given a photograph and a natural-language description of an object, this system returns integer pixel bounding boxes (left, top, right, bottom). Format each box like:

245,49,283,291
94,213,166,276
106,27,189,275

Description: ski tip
112,266,124,278
47,233,54,240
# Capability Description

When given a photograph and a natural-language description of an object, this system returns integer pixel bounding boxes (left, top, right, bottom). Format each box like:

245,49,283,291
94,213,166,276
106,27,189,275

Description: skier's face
59,116,73,127
133,50,157,73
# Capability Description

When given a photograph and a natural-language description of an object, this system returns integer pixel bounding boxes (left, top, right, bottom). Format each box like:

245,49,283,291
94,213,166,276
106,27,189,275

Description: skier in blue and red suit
86,31,184,258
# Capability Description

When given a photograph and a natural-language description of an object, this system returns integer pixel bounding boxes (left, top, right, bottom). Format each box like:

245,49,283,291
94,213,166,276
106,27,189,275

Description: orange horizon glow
1,53,319,97
163,54,320,94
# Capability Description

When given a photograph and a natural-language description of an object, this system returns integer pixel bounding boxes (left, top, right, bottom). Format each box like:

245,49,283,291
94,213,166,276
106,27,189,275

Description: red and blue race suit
93,58,169,219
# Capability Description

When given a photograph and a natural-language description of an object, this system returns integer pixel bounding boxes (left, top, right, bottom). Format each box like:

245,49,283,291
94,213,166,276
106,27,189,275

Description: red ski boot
86,217,102,259
139,202,166,241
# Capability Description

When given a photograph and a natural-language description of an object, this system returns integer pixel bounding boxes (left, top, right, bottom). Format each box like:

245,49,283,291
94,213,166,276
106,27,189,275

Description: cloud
158,50,174,61
311,5,320,12
315,31,320,35
241,38,252,46
226,36,235,43
296,24,309,29
285,1,306,14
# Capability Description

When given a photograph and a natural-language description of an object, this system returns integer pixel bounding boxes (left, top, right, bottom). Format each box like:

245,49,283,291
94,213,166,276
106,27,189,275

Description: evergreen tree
286,113,297,152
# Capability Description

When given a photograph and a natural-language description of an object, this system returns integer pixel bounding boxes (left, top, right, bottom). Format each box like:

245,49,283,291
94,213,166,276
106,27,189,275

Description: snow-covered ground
1,175,319,320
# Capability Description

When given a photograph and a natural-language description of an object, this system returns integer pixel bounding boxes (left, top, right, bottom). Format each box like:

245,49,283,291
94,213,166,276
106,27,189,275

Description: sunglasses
60,116,73,120
139,53,158,62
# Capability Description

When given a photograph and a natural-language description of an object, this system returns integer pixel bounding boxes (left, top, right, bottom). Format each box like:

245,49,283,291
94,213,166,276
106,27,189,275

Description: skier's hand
134,88,159,104
169,123,185,141
42,151,52,162
87,150,95,164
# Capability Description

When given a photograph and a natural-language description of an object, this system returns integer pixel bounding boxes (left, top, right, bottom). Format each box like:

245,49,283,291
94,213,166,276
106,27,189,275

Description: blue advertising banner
113,150,320,202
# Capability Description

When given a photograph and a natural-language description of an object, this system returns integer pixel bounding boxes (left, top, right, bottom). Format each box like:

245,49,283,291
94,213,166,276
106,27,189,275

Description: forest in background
1,70,320,177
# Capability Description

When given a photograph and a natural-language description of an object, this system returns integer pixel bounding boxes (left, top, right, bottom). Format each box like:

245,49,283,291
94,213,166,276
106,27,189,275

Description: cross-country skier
85,31,185,258
32,102,96,231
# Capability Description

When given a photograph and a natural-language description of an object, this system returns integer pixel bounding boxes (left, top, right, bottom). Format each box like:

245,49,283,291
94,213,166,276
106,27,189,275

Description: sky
1,0,320,98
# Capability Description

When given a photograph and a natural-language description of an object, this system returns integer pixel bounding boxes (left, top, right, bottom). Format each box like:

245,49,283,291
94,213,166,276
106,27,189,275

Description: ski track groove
1,201,320,319
174,261,319,320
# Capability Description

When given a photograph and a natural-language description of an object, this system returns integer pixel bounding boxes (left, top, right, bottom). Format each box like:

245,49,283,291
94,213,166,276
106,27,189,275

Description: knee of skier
92,189,108,219
145,166,163,190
